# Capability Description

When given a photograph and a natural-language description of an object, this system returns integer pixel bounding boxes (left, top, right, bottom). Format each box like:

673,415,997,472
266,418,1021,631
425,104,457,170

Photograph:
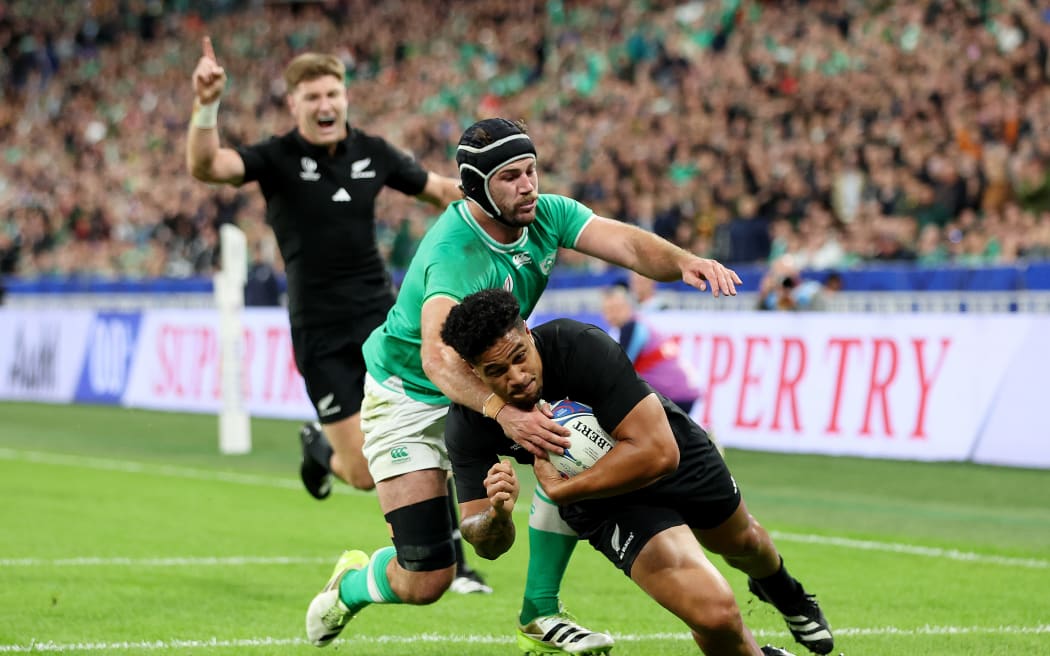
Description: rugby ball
547,399,616,478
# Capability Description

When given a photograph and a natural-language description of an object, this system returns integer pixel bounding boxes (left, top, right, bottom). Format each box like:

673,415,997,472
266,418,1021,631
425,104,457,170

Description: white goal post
213,223,252,454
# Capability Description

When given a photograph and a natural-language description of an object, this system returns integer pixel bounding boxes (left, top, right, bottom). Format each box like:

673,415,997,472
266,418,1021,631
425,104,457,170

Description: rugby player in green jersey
305,118,741,654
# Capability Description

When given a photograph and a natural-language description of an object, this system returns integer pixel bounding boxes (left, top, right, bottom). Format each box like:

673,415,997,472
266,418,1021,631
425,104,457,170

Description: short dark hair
441,288,524,364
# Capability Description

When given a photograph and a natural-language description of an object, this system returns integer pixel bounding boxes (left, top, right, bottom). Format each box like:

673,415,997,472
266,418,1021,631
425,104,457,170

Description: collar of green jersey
454,201,529,252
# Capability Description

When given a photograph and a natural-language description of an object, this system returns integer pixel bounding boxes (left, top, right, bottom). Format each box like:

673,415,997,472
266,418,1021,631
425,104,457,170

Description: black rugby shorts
559,431,740,577
291,325,370,424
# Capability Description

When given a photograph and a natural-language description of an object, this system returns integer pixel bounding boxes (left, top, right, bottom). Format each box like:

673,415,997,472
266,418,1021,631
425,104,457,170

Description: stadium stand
1,0,1050,294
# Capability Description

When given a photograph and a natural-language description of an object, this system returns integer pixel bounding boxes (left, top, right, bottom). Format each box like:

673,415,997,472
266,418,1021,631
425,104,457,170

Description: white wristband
192,100,219,129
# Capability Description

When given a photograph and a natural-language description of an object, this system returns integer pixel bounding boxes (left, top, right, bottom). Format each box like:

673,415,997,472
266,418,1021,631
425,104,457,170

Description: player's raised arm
574,216,742,297
186,36,245,185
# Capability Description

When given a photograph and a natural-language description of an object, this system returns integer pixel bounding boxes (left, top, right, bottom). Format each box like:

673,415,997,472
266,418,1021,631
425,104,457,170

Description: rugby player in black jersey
440,288,835,656
186,37,489,594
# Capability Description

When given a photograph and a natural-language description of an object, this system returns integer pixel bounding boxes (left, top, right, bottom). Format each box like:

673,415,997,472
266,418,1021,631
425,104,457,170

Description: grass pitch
1,401,1048,655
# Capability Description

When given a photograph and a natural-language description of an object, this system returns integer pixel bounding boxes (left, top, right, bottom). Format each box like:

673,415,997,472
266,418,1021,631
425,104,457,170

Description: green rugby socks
339,546,402,612
520,486,578,625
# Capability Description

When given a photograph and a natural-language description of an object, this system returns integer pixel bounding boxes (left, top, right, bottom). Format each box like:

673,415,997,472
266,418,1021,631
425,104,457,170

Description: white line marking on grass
771,531,1049,569
3,449,1046,571
0,448,368,495
0,638,308,653
2,626,1049,652
826,624,1050,637
625,625,1050,639
0,556,330,568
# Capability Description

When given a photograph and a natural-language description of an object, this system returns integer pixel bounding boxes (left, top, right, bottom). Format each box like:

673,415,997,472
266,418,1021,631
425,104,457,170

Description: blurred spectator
916,224,949,265
601,284,701,414
823,271,844,296
1,0,1050,280
724,195,771,264
1013,154,1050,213
627,269,670,311
756,255,831,312
244,241,281,307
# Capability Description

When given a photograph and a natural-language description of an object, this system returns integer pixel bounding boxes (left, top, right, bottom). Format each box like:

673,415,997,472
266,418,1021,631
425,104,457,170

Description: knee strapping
385,496,456,572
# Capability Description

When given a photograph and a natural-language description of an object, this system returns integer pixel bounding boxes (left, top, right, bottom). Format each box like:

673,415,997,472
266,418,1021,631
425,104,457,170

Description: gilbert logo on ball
547,399,616,478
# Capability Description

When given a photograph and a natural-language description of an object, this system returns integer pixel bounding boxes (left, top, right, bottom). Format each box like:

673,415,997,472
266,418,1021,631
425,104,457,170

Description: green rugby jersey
363,194,594,404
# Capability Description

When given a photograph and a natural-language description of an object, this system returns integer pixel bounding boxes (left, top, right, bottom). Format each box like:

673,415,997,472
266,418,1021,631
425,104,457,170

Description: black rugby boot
749,577,834,655
299,422,333,500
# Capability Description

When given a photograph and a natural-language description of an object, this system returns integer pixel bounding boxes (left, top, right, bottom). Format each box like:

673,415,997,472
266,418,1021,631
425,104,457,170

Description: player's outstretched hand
496,403,571,459
192,36,227,104
484,460,519,517
682,256,742,297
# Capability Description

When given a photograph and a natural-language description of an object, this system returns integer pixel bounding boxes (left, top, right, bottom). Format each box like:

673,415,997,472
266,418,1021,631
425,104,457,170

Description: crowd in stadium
1,0,1049,282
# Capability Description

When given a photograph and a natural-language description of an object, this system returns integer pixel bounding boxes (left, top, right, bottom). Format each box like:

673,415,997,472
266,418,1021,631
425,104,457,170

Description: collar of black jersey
292,123,353,157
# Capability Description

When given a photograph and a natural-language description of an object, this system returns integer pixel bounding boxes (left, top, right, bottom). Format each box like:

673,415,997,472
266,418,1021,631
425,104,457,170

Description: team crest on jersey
541,254,556,274
351,157,376,179
502,275,514,292
300,157,320,181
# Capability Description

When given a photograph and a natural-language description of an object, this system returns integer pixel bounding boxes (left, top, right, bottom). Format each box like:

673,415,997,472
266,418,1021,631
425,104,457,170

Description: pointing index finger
202,36,216,62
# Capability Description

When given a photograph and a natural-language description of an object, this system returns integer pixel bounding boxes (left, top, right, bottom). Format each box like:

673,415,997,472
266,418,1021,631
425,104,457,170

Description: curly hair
441,288,524,364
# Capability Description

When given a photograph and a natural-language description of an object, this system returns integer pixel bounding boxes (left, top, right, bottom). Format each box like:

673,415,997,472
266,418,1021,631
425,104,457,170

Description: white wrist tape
192,100,219,129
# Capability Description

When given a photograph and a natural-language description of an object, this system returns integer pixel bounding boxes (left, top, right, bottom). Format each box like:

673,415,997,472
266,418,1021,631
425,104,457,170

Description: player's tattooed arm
460,508,516,560
459,461,519,559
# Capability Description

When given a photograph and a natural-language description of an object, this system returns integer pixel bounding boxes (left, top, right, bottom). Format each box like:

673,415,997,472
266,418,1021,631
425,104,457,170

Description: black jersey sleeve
538,320,655,436
235,138,276,187
374,137,429,196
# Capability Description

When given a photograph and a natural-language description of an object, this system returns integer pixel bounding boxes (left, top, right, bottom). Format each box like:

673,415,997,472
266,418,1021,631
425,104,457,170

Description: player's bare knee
689,592,746,640
668,579,743,638
710,519,765,560
733,522,766,557
397,567,455,604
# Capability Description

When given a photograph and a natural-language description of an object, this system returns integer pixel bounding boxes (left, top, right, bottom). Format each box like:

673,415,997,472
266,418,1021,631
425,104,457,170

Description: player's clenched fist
484,460,520,516
192,36,226,104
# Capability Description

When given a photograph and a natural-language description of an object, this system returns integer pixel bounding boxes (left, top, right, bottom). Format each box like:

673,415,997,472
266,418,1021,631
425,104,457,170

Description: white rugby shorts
360,373,450,482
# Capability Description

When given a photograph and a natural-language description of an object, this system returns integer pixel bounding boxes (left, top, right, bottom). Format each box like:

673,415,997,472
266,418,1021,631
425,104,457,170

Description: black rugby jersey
237,126,428,335
447,319,716,503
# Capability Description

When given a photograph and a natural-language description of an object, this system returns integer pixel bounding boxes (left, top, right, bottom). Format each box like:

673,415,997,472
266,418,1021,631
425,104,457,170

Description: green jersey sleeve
421,237,504,304
538,194,595,249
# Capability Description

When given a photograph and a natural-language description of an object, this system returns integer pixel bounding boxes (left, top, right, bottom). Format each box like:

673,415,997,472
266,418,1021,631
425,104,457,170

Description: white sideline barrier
0,309,95,402
0,308,1047,469
654,312,1048,467
122,308,309,419
0,307,309,420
